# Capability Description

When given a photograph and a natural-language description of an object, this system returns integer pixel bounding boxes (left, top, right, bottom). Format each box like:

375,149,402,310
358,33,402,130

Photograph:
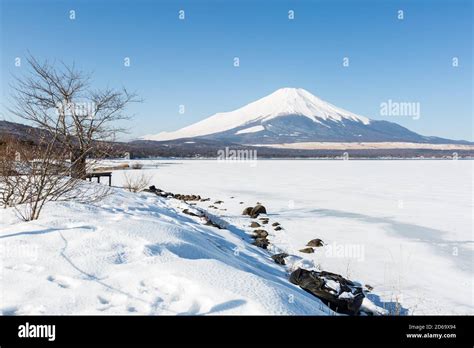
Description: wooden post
108,174,112,187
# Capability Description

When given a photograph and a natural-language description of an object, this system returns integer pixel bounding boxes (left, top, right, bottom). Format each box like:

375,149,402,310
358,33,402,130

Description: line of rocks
240,203,369,315
242,204,273,249
145,186,372,316
146,185,208,202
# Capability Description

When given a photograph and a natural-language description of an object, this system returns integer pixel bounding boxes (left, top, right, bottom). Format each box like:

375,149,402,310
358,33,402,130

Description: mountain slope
142,88,465,144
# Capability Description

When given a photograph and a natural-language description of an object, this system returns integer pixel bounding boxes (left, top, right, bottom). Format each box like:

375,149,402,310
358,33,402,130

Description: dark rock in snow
271,253,289,265
242,207,253,216
299,247,314,254
289,268,365,315
182,209,202,217
306,239,324,247
250,204,267,218
274,226,283,231
252,238,269,249
252,229,268,238
250,221,261,228
204,218,223,229
272,222,280,227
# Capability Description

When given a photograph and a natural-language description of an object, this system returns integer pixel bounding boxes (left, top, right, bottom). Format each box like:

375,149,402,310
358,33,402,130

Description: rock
250,221,261,228
274,226,283,231
182,209,201,217
272,222,280,227
259,217,269,221
214,200,224,204
261,220,268,224
271,253,289,265
306,239,324,247
252,229,268,238
148,185,157,192
365,284,374,292
289,268,365,315
250,204,267,218
252,238,269,249
299,247,314,254
204,220,222,230
200,198,210,202
242,207,253,216
204,218,223,229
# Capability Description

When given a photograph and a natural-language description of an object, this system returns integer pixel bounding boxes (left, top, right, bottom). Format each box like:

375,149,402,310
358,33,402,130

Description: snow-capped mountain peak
143,88,371,141
257,87,370,124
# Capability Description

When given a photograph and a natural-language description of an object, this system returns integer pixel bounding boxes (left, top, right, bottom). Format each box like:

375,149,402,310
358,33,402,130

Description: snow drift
0,186,333,315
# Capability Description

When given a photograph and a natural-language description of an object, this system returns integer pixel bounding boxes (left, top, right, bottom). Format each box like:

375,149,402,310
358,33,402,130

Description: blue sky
1,0,472,141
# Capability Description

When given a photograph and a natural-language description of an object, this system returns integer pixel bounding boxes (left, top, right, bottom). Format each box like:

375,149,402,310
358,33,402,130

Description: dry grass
122,172,151,193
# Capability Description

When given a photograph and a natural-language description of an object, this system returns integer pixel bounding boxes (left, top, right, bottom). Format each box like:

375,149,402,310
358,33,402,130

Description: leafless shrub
122,172,151,193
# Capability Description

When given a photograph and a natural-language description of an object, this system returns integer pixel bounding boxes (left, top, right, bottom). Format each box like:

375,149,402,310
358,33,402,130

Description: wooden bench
86,171,112,186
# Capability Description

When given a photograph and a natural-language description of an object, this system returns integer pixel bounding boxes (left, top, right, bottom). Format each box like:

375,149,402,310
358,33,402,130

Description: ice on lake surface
1,159,471,315
113,159,473,315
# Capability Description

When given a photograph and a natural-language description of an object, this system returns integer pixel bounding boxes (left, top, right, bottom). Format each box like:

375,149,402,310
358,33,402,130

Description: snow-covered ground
1,159,472,315
0,186,335,315
109,159,473,315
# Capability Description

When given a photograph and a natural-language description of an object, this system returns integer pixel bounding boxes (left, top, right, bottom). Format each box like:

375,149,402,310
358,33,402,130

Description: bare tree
0,133,109,221
8,55,140,178
1,56,139,220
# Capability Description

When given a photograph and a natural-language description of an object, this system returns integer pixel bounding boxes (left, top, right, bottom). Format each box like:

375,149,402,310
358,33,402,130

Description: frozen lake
112,159,473,314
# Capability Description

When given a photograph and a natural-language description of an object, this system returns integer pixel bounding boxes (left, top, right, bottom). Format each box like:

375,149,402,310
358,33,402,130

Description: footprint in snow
127,306,138,313
97,295,110,305
46,275,77,289
96,295,114,312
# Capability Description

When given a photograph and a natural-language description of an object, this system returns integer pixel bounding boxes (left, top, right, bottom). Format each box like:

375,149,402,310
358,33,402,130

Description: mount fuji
142,88,464,144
